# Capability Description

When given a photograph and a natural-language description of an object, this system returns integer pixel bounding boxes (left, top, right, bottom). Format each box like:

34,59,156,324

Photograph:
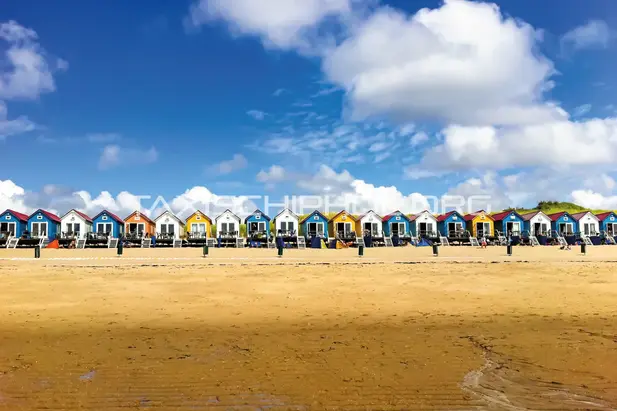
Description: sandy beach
1,246,617,410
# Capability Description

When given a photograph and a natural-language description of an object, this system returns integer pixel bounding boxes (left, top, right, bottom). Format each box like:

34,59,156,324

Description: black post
507,244,512,256
117,239,123,256
277,246,283,257
203,244,209,257
358,245,364,257
432,243,438,256
581,242,586,255
34,245,40,259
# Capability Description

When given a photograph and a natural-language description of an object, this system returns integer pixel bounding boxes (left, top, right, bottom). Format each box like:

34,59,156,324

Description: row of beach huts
1,207,617,249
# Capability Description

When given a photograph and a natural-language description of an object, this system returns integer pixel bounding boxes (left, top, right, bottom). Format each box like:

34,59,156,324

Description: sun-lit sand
1,246,617,410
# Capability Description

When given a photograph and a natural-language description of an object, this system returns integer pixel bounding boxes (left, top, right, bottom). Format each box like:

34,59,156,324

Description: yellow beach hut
328,210,357,240
185,210,212,239
464,210,495,238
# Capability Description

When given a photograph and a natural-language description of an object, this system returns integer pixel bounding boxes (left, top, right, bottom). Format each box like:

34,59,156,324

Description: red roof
547,211,568,222
491,210,522,221
437,210,461,222
93,210,124,224
595,211,616,221
463,210,492,222
381,210,410,222
29,209,61,223
3,209,29,222
570,211,597,221
62,209,93,223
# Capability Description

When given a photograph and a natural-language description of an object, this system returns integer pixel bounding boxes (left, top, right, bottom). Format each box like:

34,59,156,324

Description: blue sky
1,0,617,217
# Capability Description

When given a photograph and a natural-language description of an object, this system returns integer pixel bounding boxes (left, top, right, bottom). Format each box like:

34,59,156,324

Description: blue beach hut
437,210,465,237
548,211,577,245
27,209,61,240
596,211,617,237
382,210,411,238
0,209,29,238
245,209,271,242
92,210,125,238
492,210,524,236
300,210,328,248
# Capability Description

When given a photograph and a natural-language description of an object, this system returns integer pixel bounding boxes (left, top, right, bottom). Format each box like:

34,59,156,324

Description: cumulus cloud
322,0,562,126
209,153,248,175
0,100,36,139
98,145,159,170
570,190,617,210
256,165,287,188
0,20,66,100
561,20,613,52
247,109,267,120
186,0,353,52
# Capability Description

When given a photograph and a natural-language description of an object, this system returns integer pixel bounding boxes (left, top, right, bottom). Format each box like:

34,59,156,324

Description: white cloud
210,153,248,175
409,131,429,147
411,118,617,172
186,0,352,52
0,20,66,100
572,104,591,118
570,190,617,210
561,20,612,52
247,109,267,120
98,145,159,170
256,165,287,183
273,88,287,96
368,141,390,152
0,100,36,139
322,0,562,126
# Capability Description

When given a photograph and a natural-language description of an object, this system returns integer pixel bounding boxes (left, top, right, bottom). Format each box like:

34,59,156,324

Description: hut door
336,222,345,236
419,222,427,236
533,223,541,235
32,222,47,238
558,223,572,235
97,223,112,235
608,223,616,235
476,222,490,237
363,222,372,235
506,222,520,235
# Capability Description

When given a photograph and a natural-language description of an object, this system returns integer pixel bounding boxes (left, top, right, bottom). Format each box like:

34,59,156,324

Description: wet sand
1,247,616,410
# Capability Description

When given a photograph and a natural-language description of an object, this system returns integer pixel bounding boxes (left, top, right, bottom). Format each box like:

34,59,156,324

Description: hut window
308,222,324,236
5,215,11,220
281,221,295,233
31,222,47,238
160,224,175,235
0,222,16,236
97,223,112,234
191,223,206,233
66,223,81,235
390,222,406,236
102,216,108,221
476,222,490,237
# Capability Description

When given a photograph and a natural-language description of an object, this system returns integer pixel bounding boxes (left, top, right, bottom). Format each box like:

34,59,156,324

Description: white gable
274,209,298,223
215,210,240,224
413,211,437,224
61,210,88,225
578,212,600,223
359,210,381,225
154,210,184,226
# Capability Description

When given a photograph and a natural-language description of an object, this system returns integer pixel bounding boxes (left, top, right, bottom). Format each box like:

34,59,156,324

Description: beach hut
215,209,241,238
595,211,617,236
492,210,524,236
382,211,411,238
60,209,93,239
185,210,212,239
356,210,383,237
300,210,328,239
124,211,155,238
437,210,465,237
464,210,495,238
328,210,357,240
521,211,551,236
571,211,600,236
0,209,28,238
273,208,299,236
410,210,438,238
154,210,185,239
27,209,61,240
547,212,577,236
92,210,124,238
245,209,271,239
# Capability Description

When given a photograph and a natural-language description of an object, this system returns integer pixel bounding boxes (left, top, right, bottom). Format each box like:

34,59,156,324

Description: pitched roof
437,210,463,222
299,210,328,224
273,208,298,220
356,209,381,221
595,211,616,221
491,210,523,222
547,211,570,222
124,210,154,224
570,211,598,221
215,209,240,222
382,210,410,223
29,209,61,223
463,210,493,222
409,210,437,222
185,210,212,224
61,209,93,223
328,210,357,222
92,210,124,224
154,210,185,226
3,209,29,222
244,209,271,223
520,211,550,221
